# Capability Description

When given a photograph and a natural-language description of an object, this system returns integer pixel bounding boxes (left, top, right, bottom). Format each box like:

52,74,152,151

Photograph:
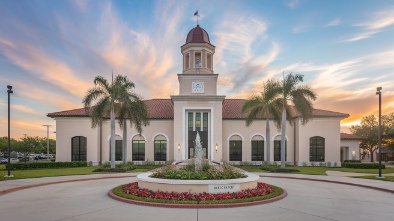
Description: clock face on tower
192,82,204,93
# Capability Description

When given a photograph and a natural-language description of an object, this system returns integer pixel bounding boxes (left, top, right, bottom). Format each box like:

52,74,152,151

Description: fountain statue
194,131,203,172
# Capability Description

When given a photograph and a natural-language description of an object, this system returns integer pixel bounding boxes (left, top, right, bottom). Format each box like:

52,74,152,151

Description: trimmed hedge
7,162,88,170
342,163,385,169
344,160,361,163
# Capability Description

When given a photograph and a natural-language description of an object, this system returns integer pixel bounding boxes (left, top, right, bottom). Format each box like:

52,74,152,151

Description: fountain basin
137,172,259,194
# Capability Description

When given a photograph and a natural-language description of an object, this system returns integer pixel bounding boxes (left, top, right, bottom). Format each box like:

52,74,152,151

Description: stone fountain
137,131,259,194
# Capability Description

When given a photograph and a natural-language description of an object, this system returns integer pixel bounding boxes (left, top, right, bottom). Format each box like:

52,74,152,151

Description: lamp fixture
178,143,181,152
215,143,218,153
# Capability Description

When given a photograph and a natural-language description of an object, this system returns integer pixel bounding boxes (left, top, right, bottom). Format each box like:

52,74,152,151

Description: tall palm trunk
110,107,115,169
122,121,127,164
281,109,286,168
265,119,270,163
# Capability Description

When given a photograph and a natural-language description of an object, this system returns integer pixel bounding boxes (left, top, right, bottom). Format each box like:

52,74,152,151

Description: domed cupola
181,25,215,74
186,25,211,44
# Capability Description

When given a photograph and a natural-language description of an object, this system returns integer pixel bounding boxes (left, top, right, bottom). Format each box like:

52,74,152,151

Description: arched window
154,135,167,161
229,135,242,161
71,136,87,161
132,135,145,161
274,136,287,161
310,136,325,162
251,135,264,161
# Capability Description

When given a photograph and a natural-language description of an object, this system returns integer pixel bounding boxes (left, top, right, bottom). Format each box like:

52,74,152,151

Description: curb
108,187,287,209
260,175,394,194
0,175,136,196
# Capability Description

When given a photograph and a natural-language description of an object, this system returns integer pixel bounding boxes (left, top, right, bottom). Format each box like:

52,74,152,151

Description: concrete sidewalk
0,173,138,193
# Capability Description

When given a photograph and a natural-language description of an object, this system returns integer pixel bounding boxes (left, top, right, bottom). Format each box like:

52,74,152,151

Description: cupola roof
185,25,210,44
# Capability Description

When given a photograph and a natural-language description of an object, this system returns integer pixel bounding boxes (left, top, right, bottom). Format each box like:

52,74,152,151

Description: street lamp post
376,87,383,178
43,125,51,160
5,85,13,178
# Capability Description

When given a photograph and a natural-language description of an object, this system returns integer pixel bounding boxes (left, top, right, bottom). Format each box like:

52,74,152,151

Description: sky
0,0,393,140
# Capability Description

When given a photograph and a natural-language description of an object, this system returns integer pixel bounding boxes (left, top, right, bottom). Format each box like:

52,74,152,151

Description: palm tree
242,79,282,163
83,75,149,168
116,86,149,164
275,73,317,168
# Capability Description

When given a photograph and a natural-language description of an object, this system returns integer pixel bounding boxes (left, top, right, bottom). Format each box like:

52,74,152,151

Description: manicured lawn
0,165,153,181
234,165,394,175
353,175,394,182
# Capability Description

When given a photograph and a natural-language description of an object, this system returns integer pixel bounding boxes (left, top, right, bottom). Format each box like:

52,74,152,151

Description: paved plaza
0,173,393,221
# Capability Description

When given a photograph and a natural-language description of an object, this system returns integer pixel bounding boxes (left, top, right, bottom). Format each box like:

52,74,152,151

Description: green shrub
342,163,385,169
150,164,246,180
7,162,88,170
344,160,361,163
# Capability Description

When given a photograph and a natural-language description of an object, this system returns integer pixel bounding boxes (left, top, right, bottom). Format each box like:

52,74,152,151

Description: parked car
10,158,19,163
0,157,7,164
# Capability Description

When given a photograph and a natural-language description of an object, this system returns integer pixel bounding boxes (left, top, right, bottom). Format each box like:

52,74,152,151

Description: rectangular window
274,141,287,161
195,113,201,131
188,112,193,131
132,141,145,161
229,141,242,161
154,140,166,161
203,112,208,131
251,141,264,161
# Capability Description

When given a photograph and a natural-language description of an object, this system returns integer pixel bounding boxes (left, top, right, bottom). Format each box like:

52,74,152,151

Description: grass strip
352,176,394,182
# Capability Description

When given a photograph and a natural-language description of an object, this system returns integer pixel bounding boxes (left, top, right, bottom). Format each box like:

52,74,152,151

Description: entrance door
187,112,209,159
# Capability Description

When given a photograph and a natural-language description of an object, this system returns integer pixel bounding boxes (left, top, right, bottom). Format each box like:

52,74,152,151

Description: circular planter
137,172,259,194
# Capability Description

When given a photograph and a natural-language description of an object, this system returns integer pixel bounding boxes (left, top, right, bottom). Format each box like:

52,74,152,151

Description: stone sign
208,184,240,193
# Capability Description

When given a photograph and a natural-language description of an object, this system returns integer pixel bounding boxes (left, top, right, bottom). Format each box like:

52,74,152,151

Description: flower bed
112,181,282,204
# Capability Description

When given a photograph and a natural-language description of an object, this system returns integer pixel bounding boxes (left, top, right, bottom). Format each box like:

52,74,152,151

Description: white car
10,158,19,163
0,157,7,164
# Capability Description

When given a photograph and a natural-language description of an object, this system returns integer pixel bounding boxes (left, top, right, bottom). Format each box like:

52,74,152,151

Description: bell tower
181,25,215,74
177,25,219,96
172,24,224,163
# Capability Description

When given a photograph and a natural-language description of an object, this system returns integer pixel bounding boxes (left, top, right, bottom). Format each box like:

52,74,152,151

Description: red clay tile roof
47,99,349,119
340,133,365,140
222,99,349,119
144,99,173,119
186,25,211,44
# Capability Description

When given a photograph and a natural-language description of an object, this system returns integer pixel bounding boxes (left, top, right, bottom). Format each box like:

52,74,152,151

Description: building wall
100,119,174,162
297,118,342,164
222,120,294,163
340,140,360,161
55,117,98,163
54,116,345,165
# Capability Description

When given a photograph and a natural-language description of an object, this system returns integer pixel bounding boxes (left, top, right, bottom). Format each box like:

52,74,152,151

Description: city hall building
48,25,358,166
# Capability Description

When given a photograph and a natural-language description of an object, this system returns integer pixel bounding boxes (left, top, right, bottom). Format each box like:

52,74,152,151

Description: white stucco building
48,25,355,166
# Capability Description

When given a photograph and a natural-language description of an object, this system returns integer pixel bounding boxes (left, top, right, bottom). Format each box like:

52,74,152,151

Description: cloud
343,7,394,42
357,7,394,30
284,0,300,9
234,49,394,127
212,14,279,93
342,31,378,42
292,25,311,33
0,103,41,116
326,18,341,27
